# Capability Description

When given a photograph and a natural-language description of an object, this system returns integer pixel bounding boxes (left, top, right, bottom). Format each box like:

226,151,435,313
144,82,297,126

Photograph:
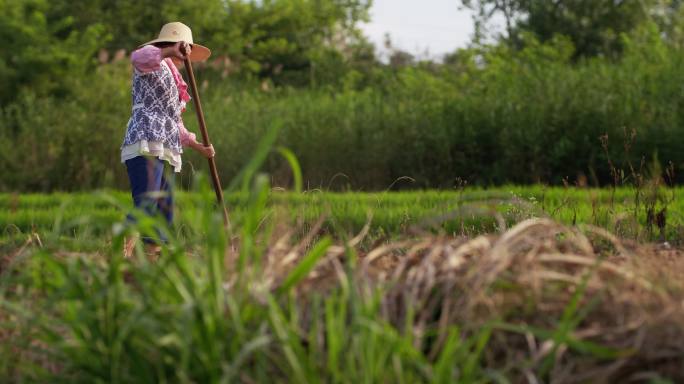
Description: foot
124,236,138,258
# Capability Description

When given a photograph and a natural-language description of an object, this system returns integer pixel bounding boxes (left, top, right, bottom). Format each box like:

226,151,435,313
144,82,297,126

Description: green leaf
226,119,282,194
276,147,303,193
277,236,331,294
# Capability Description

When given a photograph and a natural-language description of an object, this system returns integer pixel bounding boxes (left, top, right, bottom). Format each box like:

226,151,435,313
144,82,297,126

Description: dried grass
257,218,684,382
4,216,683,382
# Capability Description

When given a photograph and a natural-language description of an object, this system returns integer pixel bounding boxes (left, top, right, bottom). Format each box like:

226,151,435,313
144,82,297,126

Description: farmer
122,22,215,257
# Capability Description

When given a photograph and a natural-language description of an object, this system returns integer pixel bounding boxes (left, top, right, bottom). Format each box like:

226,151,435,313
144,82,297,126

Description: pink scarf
164,58,191,108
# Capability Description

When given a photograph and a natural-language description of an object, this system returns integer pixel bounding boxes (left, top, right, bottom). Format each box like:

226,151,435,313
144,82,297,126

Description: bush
3,24,684,191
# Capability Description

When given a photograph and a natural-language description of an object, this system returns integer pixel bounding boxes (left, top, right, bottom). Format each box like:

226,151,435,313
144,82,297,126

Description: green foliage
4,25,684,191
0,61,130,190
461,0,665,58
47,0,368,79
0,0,105,104
521,0,655,58
0,0,371,107
5,1,684,191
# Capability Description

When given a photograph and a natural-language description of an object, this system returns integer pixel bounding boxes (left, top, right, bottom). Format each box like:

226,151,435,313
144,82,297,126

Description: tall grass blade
278,236,332,294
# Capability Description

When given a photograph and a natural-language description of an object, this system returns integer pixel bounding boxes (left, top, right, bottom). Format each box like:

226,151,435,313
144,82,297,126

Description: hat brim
139,39,211,62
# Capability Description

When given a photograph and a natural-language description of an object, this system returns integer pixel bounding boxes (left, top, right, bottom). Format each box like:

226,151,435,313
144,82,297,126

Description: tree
45,0,373,81
0,0,373,106
461,0,662,58
0,0,104,105
208,0,373,81
460,0,524,44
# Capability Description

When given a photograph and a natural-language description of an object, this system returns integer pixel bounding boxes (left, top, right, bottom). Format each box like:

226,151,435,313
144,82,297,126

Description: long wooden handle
184,57,231,229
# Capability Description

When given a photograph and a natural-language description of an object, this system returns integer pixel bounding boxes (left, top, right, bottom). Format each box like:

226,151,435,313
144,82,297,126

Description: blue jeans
125,156,173,243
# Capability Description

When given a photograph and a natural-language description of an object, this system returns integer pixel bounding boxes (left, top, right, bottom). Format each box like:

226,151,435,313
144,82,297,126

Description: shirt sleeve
131,45,162,73
179,119,197,147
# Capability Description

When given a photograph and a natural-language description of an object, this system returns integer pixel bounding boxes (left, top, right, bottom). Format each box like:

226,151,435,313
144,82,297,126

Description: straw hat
140,22,211,62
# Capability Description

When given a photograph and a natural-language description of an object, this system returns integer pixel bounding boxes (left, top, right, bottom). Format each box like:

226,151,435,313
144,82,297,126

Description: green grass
1,183,682,382
1,186,682,250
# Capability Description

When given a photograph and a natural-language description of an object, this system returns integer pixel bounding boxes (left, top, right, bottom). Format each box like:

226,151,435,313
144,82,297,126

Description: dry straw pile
262,218,684,382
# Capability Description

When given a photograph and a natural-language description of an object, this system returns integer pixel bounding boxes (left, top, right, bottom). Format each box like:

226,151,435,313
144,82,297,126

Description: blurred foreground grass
2,181,683,382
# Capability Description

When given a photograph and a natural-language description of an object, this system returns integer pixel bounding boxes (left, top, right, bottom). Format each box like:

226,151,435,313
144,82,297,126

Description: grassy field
2,186,684,382
1,186,681,248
